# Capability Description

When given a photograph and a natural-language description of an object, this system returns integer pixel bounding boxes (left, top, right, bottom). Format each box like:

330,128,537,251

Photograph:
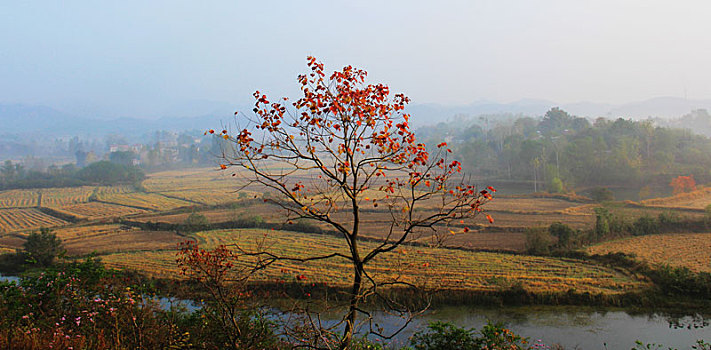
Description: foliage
525,228,554,255
548,222,575,249
669,175,696,194
215,57,493,348
418,109,711,191
0,160,145,190
23,227,64,267
590,187,614,202
410,321,527,350
184,212,210,232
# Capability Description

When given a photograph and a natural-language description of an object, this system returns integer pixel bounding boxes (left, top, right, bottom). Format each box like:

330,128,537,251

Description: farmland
100,228,644,294
0,189,38,208
0,208,68,233
52,202,148,220
587,232,711,273
95,191,194,211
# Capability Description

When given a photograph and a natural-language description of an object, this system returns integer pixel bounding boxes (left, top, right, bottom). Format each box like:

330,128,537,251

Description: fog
2,0,711,120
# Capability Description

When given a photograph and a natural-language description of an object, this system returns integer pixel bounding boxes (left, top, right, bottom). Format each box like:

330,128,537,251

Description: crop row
0,208,68,233
96,192,194,211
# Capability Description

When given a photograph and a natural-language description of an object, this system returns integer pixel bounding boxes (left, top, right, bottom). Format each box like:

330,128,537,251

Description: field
96,192,194,211
100,228,645,294
52,202,148,220
639,187,711,210
587,232,711,273
0,189,38,208
0,208,68,233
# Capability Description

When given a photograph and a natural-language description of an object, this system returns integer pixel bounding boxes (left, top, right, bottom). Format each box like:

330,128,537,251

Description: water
0,273,19,284
270,305,711,349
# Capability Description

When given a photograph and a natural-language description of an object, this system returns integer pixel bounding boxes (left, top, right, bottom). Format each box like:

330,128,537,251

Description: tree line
418,108,711,194
0,160,145,190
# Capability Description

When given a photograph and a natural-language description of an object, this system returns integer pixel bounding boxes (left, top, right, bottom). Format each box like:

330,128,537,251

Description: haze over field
2,0,711,125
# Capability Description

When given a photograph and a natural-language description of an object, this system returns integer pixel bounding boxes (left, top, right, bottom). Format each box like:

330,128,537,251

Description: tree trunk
340,261,363,349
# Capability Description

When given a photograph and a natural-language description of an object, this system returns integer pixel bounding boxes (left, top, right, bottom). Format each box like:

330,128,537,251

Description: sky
1,0,710,119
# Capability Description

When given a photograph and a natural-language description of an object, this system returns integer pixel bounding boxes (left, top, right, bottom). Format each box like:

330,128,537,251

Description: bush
525,227,554,255
410,321,478,350
184,213,210,232
23,228,64,267
548,222,575,248
410,321,527,350
590,187,614,202
632,215,659,236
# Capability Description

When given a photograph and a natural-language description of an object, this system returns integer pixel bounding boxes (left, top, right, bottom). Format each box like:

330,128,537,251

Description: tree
215,57,493,348
23,227,64,267
669,175,696,194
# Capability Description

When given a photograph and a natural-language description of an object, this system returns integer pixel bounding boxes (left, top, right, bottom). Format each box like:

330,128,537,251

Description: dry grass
63,229,184,256
639,187,711,210
587,232,711,273
101,228,645,294
0,208,68,233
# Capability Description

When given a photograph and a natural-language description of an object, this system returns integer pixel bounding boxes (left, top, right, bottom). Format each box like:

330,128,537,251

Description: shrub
548,222,575,248
632,215,659,236
410,321,527,350
525,227,554,255
23,228,64,267
184,212,210,232
590,187,614,202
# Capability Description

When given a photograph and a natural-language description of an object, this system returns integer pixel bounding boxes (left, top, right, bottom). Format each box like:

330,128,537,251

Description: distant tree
549,222,575,248
590,187,614,202
23,227,64,267
109,150,137,166
184,213,210,232
212,57,493,348
669,175,696,194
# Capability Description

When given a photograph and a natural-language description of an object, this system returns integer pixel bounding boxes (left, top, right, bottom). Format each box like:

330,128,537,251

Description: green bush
410,321,527,350
525,228,554,255
590,187,614,202
23,228,64,267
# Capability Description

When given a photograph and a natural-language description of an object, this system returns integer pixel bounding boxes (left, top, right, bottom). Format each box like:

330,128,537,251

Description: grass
100,228,645,295
587,232,711,273
639,187,711,210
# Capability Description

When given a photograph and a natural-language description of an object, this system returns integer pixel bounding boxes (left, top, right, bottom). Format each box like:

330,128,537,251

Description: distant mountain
3,97,711,136
0,103,244,137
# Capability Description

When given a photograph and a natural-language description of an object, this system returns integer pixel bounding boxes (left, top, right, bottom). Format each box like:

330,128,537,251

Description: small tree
669,175,696,194
23,227,64,267
184,212,210,232
215,57,493,348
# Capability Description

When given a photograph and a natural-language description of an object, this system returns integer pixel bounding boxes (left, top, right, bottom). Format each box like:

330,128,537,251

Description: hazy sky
2,1,710,118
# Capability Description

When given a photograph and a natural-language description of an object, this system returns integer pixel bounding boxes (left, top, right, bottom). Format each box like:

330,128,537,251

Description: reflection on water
356,306,711,349
0,273,19,283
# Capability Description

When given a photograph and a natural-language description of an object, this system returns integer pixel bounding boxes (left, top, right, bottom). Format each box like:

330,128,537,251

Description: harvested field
587,232,711,273
96,192,193,211
639,187,711,210
52,224,137,241
54,202,148,220
0,190,38,208
101,228,645,294
64,229,184,256
0,208,68,233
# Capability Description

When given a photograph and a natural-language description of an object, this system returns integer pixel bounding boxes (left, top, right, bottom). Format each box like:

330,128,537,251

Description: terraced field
96,192,193,211
0,189,38,208
587,232,711,273
53,202,148,220
0,208,68,233
640,187,711,210
101,228,645,294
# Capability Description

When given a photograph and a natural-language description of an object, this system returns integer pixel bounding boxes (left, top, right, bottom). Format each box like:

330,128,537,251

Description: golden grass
639,187,711,210
0,190,38,208
0,208,68,233
587,232,711,273
101,228,645,294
